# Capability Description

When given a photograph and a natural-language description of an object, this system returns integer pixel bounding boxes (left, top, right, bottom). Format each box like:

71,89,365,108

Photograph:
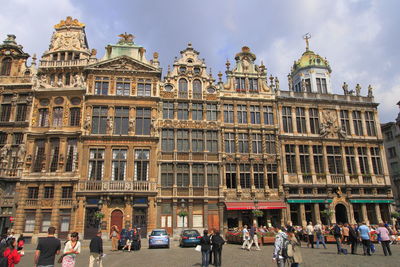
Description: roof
291,49,331,75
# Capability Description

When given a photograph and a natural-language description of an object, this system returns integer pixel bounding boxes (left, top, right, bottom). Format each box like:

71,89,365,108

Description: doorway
335,204,348,224
110,210,123,234
133,208,147,238
84,208,100,239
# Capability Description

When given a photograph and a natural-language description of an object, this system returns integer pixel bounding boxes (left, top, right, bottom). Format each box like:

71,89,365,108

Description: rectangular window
282,107,293,133
192,103,203,121
253,164,264,188
304,78,311,92
88,148,104,180
340,110,351,135
61,186,73,199
116,78,130,96
163,102,174,119
161,163,174,187
223,104,234,123
15,104,27,122
299,145,310,173
235,77,246,92
52,107,63,127
357,147,369,174
296,107,306,133
178,103,189,120
137,79,151,96
177,130,189,152
352,111,363,136
41,213,51,233
237,105,248,124
327,146,343,174
316,78,327,93
249,78,258,92
0,104,11,122
192,164,204,187
267,164,278,189
207,164,219,187
176,163,189,187
206,131,218,153
250,105,260,124
370,147,383,175
206,104,217,121
95,77,109,95
191,130,204,152
13,133,23,145
225,164,237,188
345,147,357,175
112,149,127,181
0,132,7,146
224,133,235,153
49,138,60,172
285,144,296,173
91,106,108,134
309,108,319,134
238,133,249,153
252,133,262,154
265,134,276,154
28,187,39,199
388,147,397,158
69,108,80,126
114,107,129,135
239,164,251,188
24,212,36,232
65,139,77,172
44,187,54,199
135,149,149,181
162,129,174,152
263,106,274,125
33,140,45,172
385,131,394,141
365,111,376,136
135,107,151,135
38,108,49,127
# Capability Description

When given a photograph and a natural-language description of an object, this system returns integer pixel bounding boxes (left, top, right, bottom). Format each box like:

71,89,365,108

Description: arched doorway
335,204,348,224
110,209,123,233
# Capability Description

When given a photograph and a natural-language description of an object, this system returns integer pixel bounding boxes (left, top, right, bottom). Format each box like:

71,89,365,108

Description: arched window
178,78,188,98
1,58,12,76
192,79,202,99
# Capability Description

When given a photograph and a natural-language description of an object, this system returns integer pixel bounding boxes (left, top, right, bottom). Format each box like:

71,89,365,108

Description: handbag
195,245,201,252
58,241,77,263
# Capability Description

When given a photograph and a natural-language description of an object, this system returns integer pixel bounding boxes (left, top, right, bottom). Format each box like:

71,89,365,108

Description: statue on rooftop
355,84,361,96
342,82,349,95
118,32,134,44
367,85,373,97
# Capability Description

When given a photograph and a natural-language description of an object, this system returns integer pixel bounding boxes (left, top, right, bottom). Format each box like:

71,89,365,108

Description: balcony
60,198,73,207
331,174,345,184
0,168,22,178
77,181,157,193
39,59,89,68
25,199,39,207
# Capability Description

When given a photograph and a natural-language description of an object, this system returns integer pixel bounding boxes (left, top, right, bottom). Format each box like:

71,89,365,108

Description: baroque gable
86,56,159,73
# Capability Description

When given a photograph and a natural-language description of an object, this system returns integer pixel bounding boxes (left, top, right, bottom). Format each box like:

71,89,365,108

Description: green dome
291,49,331,75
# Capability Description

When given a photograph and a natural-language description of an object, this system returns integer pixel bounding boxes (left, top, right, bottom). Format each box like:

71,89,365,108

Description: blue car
149,229,170,248
179,229,201,247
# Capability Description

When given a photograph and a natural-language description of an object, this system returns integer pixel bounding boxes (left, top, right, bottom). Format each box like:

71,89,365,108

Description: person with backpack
333,222,343,254
200,230,211,267
348,224,359,255
376,222,392,256
272,226,289,267
314,222,326,249
358,221,372,256
287,228,302,267
211,231,225,267
2,237,23,267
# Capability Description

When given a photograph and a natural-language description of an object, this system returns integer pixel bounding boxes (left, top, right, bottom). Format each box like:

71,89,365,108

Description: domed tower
289,34,332,94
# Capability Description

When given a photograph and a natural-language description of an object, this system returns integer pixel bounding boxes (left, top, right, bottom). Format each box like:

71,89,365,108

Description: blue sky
1,0,399,122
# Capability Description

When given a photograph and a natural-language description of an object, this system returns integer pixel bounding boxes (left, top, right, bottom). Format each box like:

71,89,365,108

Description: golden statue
303,33,311,51
118,32,134,44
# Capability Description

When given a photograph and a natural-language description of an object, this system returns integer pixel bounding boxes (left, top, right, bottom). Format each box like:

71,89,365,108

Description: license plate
190,237,196,239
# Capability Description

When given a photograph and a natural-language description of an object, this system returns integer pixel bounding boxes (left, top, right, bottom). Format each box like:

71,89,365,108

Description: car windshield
151,230,167,236
183,230,199,236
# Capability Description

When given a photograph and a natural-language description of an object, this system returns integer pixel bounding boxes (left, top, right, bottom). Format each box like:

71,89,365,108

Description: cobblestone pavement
17,241,400,267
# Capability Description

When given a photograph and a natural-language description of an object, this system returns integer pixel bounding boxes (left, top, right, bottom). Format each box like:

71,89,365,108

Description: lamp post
324,199,331,226
95,199,104,231
180,199,186,228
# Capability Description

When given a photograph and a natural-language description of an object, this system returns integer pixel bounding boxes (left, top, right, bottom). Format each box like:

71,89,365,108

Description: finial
188,42,192,48
209,67,212,76
226,59,231,70
32,53,37,65
167,65,171,73
218,71,223,82
303,33,311,51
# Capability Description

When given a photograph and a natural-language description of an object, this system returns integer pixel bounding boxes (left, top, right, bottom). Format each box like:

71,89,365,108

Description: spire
303,33,311,51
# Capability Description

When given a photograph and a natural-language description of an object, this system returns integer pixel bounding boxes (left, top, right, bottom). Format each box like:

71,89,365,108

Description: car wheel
167,243,170,249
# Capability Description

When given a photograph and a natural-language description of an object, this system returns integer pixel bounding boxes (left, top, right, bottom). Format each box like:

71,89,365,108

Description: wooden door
208,214,219,232
110,210,123,233
161,215,172,235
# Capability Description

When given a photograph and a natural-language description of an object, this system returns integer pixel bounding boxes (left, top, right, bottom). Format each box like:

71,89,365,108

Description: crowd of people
199,229,225,267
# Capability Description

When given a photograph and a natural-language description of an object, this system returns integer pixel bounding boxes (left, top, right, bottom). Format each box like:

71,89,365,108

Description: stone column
375,203,382,224
305,107,311,133
51,184,62,231
348,203,356,224
74,197,85,237
291,107,297,133
188,201,193,228
314,203,321,224
203,201,209,229
361,203,369,225
218,203,224,233
366,147,377,184
299,203,307,227
322,145,331,184
286,203,292,225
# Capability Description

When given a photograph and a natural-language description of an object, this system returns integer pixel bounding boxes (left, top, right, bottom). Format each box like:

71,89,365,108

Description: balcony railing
331,174,345,184
39,59,89,68
362,175,372,184
0,168,22,177
302,175,312,184
60,198,73,206
25,199,39,207
77,181,157,193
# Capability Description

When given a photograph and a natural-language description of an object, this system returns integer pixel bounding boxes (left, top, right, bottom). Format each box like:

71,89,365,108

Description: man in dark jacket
333,223,343,254
211,231,225,267
89,231,103,267
348,224,358,255
200,230,211,267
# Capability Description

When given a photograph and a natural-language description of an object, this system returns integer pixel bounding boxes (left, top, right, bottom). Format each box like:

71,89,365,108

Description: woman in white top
62,232,81,267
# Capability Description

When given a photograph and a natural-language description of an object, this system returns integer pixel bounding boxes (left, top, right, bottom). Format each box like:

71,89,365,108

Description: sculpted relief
319,109,346,138
49,31,86,52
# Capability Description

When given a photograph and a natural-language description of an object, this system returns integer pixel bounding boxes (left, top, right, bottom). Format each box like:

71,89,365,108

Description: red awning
225,201,286,210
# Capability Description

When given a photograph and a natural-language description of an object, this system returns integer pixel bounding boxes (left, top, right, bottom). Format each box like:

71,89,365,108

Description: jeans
381,240,392,256
291,264,299,267
276,258,286,267
335,236,342,253
361,239,371,255
201,250,210,267
350,239,357,254
316,234,326,249
307,235,314,248
213,248,222,267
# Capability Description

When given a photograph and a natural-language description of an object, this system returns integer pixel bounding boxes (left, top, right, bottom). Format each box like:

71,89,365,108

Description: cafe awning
287,199,333,204
349,199,393,204
225,201,286,210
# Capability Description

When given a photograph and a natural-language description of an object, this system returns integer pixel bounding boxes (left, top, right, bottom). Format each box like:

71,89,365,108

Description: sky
0,0,399,122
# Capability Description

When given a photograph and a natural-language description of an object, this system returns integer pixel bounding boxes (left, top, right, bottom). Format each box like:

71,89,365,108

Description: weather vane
303,33,311,51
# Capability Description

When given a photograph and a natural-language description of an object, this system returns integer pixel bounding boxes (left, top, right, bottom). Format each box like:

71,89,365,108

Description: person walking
109,225,120,251
89,231,103,267
306,222,314,248
272,226,288,267
287,228,302,267
342,223,350,244
34,226,61,267
211,231,225,267
314,222,326,249
131,227,141,251
208,229,215,266
61,232,81,267
200,230,211,267
348,224,358,255
358,221,372,256
333,223,343,254
16,235,24,252
3,237,23,267
248,223,261,251
376,223,392,256
241,225,250,251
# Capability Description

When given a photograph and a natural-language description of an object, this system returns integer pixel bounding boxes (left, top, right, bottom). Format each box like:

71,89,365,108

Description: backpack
334,225,341,236
281,237,290,259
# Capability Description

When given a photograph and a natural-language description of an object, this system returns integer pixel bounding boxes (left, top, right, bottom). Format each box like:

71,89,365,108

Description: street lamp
323,199,332,226
95,199,105,230
178,199,187,228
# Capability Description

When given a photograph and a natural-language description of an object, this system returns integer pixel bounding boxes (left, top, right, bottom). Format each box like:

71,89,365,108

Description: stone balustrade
77,180,157,193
